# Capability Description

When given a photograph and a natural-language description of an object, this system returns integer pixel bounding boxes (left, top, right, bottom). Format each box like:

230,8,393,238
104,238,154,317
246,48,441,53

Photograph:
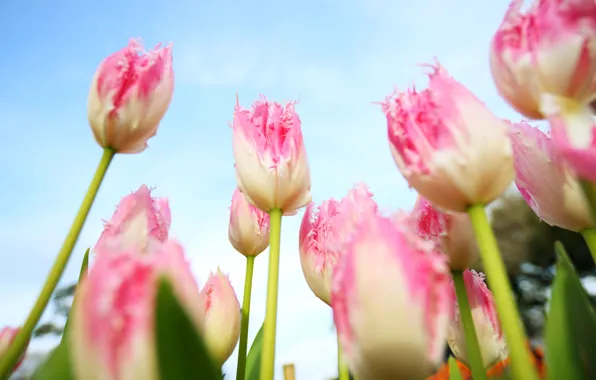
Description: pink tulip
232,95,311,214
200,269,241,365
411,195,478,270
228,188,270,257
88,39,174,153
381,62,514,212
299,184,377,305
0,327,28,372
490,0,596,120
510,123,591,231
94,185,171,255
331,212,451,380
448,270,508,369
549,110,596,183
70,240,204,380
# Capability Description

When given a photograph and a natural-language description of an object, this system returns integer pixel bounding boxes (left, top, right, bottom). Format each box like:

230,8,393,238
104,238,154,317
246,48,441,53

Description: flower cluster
2,1,596,380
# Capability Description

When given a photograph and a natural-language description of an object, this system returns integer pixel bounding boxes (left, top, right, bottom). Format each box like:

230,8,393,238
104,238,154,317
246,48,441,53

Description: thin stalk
467,204,538,380
580,180,596,225
236,255,256,380
581,228,596,266
337,335,349,380
259,209,283,380
0,148,114,378
452,270,486,380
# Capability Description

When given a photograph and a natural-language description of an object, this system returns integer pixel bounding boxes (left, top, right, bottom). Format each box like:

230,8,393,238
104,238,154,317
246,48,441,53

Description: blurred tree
33,282,76,339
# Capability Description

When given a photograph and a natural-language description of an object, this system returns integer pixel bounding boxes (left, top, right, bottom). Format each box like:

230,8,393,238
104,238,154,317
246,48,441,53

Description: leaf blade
155,277,221,380
245,322,264,380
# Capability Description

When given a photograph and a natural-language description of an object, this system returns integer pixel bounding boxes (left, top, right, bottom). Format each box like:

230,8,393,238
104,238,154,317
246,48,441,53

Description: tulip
94,184,171,255
331,211,452,380
88,39,174,154
228,188,270,257
70,240,204,380
411,195,478,270
200,269,241,365
489,0,596,121
0,327,27,372
510,122,592,231
299,184,377,305
448,270,508,369
381,62,514,212
232,95,311,214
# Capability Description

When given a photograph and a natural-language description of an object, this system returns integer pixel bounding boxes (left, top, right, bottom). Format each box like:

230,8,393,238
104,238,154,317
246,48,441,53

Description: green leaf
448,356,464,380
155,277,221,380
545,242,596,380
245,323,264,380
62,248,90,342
32,343,73,380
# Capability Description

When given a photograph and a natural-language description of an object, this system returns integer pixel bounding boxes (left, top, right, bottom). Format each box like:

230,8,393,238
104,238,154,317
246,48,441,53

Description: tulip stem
337,335,349,380
580,180,596,225
0,148,114,379
452,270,486,380
260,208,283,380
467,204,538,380
236,255,256,380
581,228,596,266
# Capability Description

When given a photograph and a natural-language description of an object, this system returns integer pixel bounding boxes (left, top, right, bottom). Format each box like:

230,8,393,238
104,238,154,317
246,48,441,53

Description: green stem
580,180,596,225
236,255,255,380
581,228,596,266
260,209,282,380
337,335,349,380
467,204,538,380
0,148,115,379
452,270,486,380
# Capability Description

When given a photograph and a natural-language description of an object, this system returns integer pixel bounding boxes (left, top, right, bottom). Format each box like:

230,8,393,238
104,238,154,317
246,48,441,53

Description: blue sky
0,0,526,379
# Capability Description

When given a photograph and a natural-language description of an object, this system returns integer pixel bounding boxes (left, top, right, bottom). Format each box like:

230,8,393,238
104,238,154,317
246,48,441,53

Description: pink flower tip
94,185,171,256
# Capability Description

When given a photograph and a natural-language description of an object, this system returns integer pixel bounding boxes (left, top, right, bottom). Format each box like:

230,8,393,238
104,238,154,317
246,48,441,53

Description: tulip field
2,0,596,379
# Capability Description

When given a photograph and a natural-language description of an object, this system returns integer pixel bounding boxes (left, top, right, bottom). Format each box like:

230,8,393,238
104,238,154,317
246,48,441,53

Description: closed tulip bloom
94,185,171,255
228,188,270,257
70,240,204,380
381,63,514,212
490,0,596,120
331,212,451,380
412,195,478,270
448,270,508,369
0,327,28,372
200,269,241,365
510,122,592,231
299,184,378,305
88,39,174,154
232,95,311,214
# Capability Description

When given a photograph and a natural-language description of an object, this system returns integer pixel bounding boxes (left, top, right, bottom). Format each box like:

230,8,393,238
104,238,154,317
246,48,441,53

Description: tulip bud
331,212,451,380
299,184,378,305
200,269,241,365
448,270,508,369
232,95,311,214
0,327,27,372
510,122,592,231
412,195,478,270
381,63,514,212
228,188,270,257
94,185,171,255
70,240,204,380
489,0,596,120
88,39,174,154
